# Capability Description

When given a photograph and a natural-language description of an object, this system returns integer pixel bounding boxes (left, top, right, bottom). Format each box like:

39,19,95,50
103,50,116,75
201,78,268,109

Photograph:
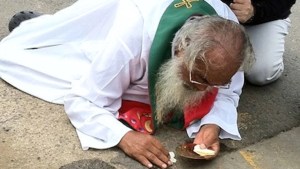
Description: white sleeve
64,41,141,149
64,38,136,149
64,1,145,150
186,71,244,140
64,96,133,150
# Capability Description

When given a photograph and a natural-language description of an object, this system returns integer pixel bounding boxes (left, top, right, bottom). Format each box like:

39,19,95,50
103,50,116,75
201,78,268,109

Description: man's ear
185,37,191,47
174,36,189,58
174,47,184,58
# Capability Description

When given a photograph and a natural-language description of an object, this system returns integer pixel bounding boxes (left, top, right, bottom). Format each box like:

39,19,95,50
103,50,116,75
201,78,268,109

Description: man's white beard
155,58,212,124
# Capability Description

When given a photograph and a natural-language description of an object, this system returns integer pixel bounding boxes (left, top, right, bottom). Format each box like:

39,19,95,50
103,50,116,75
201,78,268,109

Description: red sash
118,88,218,134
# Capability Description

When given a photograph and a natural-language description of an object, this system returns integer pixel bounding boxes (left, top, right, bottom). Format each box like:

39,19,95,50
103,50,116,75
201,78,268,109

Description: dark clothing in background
221,0,296,25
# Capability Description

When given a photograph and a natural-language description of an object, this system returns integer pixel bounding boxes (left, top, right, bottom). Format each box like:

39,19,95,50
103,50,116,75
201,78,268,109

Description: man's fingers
135,155,153,168
150,139,171,163
144,151,168,169
151,148,170,165
203,142,220,160
233,0,250,4
118,131,172,168
204,144,219,160
230,10,248,21
129,148,169,169
151,138,170,155
229,3,243,11
231,10,245,15
147,143,171,168
210,142,220,154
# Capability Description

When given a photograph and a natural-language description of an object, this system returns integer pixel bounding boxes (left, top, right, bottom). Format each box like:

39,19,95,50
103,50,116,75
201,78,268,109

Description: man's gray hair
171,15,254,73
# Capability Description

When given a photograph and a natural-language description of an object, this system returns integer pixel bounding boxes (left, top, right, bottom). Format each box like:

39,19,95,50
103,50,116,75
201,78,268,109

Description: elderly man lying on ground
0,0,254,168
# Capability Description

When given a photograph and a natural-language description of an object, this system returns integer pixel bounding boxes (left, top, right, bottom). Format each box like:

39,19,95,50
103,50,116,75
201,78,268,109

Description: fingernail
162,163,167,168
148,163,153,168
168,161,173,165
200,144,206,149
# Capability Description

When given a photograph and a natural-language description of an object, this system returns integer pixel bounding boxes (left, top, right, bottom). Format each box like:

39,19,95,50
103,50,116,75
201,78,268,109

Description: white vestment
0,0,242,149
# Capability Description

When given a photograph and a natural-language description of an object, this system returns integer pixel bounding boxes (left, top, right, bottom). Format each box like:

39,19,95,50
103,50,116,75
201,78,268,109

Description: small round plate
175,142,205,159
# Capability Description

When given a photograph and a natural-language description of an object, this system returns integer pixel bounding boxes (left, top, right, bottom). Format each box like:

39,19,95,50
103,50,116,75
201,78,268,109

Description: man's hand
229,0,255,23
193,124,220,160
118,131,172,168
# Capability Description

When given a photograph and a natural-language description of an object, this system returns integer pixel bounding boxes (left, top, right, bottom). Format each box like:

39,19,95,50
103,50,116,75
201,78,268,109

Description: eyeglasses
189,60,231,89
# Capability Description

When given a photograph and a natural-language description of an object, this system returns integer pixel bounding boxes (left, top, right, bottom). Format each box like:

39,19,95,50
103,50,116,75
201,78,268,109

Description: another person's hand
229,0,255,23
193,124,220,160
118,130,172,168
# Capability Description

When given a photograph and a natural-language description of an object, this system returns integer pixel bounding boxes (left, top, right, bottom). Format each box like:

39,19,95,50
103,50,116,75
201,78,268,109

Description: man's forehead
206,48,230,67
195,48,238,83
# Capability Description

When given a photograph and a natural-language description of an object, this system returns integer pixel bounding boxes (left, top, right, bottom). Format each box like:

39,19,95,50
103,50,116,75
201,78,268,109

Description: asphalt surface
0,0,299,169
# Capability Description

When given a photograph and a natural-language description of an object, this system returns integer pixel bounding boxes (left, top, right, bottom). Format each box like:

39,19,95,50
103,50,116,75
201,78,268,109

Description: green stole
148,0,217,129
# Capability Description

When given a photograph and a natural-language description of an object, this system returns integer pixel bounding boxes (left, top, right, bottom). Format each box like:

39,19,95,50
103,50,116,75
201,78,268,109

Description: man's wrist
202,124,221,135
245,14,254,23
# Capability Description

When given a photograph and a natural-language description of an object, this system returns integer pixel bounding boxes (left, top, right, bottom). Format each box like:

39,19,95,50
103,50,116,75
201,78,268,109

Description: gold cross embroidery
174,0,199,9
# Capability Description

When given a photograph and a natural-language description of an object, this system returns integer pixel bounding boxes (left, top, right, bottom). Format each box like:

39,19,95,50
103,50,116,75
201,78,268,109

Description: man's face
180,47,239,91
154,47,241,123
154,58,212,123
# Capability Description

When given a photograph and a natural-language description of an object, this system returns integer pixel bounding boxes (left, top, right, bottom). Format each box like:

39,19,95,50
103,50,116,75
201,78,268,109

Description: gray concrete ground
0,0,299,169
